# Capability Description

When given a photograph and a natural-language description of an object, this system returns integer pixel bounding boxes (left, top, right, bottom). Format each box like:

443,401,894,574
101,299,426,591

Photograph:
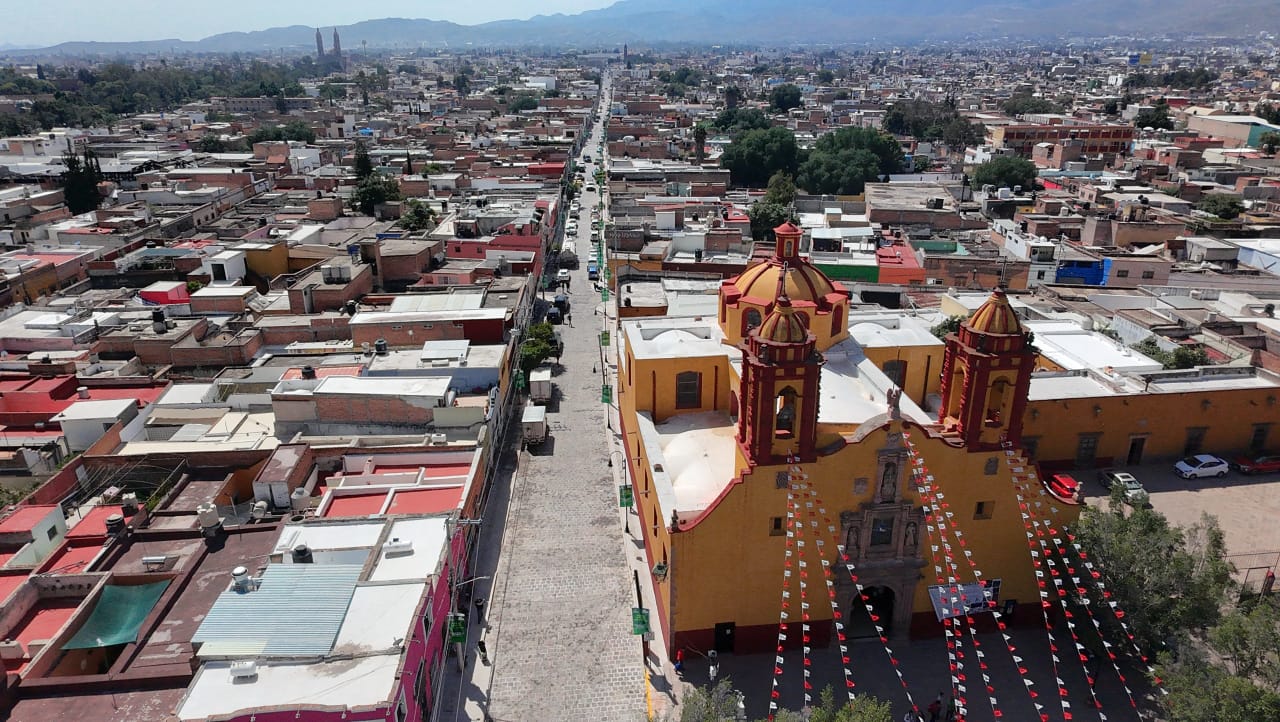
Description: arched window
775,386,798,437
744,308,762,334
675,371,702,409
830,305,844,337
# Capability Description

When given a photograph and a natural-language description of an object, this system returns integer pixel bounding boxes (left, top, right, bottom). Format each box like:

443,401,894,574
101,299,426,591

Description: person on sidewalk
673,648,684,674
927,694,943,722
945,695,957,722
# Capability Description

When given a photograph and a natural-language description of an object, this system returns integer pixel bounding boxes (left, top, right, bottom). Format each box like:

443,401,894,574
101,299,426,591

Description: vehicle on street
556,268,570,282
1098,469,1149,505
587,262,598,281
1232,454,1280,474
553,294,570,314
1047,473,1079,500
1175,454,1230,479
545,307,563,325
585,184,597,193
521,404,547,448
529,368,553,404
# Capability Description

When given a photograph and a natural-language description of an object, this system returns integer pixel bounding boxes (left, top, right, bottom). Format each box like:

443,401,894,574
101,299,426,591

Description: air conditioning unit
430,433,448,445
229,660,258,680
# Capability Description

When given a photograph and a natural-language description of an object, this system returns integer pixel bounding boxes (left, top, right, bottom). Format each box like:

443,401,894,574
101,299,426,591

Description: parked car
1098,469,1149,505
1231,454,1280,474
1175,454,1230,479
556,268,570,282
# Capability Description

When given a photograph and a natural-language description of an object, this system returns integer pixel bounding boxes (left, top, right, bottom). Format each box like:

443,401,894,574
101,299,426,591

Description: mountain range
12,0,1280,57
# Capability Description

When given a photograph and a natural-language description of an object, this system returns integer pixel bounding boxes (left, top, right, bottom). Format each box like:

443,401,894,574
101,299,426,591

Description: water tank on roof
374,338,389,355
104,514,125,537
196,503,220,531
290,487,309,512
291,544,314,564
301,365,317,379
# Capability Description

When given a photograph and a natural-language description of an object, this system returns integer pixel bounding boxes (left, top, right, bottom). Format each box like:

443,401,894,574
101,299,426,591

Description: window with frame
1141,270,1155,279
675,371,702,409
770,517,785,536
973,500,994,520
1036,270,1047,280
869,517,894,546
414,658,428,713
1116,269,1130,278
1022,436,1040,460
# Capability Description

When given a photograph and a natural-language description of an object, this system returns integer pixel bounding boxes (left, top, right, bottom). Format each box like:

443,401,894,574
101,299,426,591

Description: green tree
281,120,315,143
195,134,227,153
931,315,965,339
1160,646,1280,722
941,117,983,148
719,126,800,188
398,200,436,232
1169,345,1211,369
452,73,470,97
693,123,707,165
1075,499,1232,653
509,94,539,112
1208,601,1280,682
351,175,401,216
1258,131,1280,155
748,201,792,242
764,171,797,207
710,107,771,136
353,141,373,181
1001,93,1060,116
60,141,103,215
796,126,903,195
1199,194,1245,221
769,84,803,112
677,677,742,721
971,156,1038,191
1134,100,1175,130
913,155,932,172
815,69,835,84
724,84,742,110
1256,103,1280,126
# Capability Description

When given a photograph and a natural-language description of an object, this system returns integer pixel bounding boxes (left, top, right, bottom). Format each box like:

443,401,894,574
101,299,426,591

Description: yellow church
617,222,1076,654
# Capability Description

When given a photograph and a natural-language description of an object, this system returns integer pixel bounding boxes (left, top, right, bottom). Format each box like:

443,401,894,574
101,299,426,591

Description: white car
556,269,570,282
1175,454,1230,479
585,185,597,193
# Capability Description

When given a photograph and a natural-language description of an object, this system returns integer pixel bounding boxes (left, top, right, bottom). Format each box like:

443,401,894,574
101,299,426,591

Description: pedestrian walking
903,711,919,722
927,694,943,722
476,640,490,666
673,648,684,673
945,694,957,722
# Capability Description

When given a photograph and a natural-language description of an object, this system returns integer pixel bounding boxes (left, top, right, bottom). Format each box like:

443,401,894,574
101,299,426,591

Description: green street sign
631,607,650,635
448,612,467,644
601,384,612,404
619,484,633,508
515,370,526,391
600,331,610,346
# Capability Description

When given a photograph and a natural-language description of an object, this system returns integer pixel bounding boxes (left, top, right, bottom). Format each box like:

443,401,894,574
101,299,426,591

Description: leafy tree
452,73,470,97
931,315,965,339
882,99,968,140
723,84,742,110
353,141,373,181
971,156,1038,191
1169,345,1211,369
60,141,103,215
1001,93,1060,116
1134,100,1175,130
351,175,400,216
677,677,742,721
1258,131,1280,155
398,200,436,232
195,135,228,153
719,126,800,188
796,126,903,195
1208,601,1280,682
941,117,983,148
693,123,707,165
769,84,803,112
764,171,797,207
710,107,771,136
815,69,835,84
519,338,554,374
913,155,932,173
1160,646,1280,722
833,90,851,101
509,94,539,112
1256,103,1280,126
1075,499,1232,653
1199,194,1245,221
748,201,792,242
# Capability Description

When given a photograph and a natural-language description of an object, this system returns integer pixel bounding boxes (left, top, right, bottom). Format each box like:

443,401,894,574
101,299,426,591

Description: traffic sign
619,484,633,508
448,612,467,643
600,330,610,346
601,384,613,404
631,607,650,635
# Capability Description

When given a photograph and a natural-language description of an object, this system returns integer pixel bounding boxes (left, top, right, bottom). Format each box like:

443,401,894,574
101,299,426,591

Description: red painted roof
281,365,365,380
323,492,389,518
0,574,26,604
0,505,59,534
65,505,126,539
38,541,102,574
386,486,464,515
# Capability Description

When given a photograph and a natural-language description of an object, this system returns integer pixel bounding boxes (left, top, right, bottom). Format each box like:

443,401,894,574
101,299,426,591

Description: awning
63,581,170,650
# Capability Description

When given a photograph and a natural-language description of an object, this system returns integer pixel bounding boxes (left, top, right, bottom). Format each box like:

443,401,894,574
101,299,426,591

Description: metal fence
1226,549,1280,593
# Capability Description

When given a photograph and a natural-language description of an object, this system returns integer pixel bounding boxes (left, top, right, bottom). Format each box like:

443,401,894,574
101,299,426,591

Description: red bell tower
937,289,1035,451
738,275,824,466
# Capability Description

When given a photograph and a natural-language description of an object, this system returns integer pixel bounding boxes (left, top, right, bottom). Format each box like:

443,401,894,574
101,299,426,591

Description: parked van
587,263,599,281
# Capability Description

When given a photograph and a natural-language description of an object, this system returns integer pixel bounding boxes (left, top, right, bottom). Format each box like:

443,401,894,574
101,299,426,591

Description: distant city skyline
4,0,617,47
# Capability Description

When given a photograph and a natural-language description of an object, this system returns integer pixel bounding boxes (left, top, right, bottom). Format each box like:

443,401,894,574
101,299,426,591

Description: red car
1233,455,1280,474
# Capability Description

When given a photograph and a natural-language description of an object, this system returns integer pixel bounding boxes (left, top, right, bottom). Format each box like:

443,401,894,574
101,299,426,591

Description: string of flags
1001,443,1166,698
770,475,799,720
904,435,1003,721
787,456,922,717
789,459,857,703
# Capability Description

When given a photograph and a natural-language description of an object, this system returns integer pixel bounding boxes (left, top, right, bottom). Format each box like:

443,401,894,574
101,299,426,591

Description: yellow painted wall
242,242,289,279
622,352,732,425
863,344,944,407
1024,387,1280,465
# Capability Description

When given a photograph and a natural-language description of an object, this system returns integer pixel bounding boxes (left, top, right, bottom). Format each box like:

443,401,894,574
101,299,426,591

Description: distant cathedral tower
315,28,325,58
332,29,342,59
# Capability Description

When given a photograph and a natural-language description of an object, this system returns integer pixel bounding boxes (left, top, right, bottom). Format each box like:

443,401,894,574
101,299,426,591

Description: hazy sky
6,0,618,46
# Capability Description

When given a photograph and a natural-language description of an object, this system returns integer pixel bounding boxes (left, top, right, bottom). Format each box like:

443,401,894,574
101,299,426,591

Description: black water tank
301,366,317,379
374,338,389,355
291,544,314,563
105,514,125,536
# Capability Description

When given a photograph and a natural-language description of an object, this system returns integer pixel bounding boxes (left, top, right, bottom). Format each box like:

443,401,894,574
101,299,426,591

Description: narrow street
438,78,647,722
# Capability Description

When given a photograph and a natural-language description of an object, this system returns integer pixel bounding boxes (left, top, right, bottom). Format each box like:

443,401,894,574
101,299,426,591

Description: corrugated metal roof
192,564,362,658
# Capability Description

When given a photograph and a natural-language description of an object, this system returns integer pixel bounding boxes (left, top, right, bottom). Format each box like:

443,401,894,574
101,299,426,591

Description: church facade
618,222,1075,654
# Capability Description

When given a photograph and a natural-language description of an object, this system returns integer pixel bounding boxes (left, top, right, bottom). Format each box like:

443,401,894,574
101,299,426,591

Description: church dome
734,260,837,307
758,299,809,344
967,289,1022,335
